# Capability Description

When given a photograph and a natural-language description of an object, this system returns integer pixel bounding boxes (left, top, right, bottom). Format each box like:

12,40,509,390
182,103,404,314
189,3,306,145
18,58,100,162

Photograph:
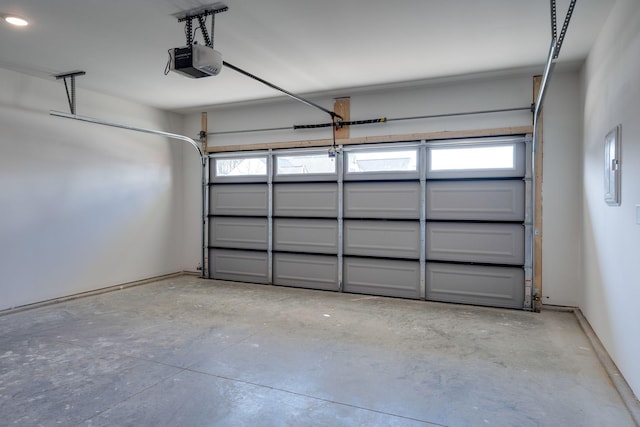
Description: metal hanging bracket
173,3,229,48
534,0,576,118
551,0,577,59
53,70,86,115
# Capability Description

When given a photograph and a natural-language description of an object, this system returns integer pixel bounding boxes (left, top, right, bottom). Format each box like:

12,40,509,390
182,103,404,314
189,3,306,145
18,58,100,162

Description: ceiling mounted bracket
54,70,86,115
174,3,228,48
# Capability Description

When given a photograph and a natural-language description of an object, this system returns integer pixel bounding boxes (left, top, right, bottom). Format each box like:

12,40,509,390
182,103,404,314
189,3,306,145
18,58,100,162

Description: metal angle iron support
176,4,229,22
553,0,577,59
49,110,208,279
198,14,212,47
174,3,228,47
54,71,86,115
186,17,193,46
550,0,558,41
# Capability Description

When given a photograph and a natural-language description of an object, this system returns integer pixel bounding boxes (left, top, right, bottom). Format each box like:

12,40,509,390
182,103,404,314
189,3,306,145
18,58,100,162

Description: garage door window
430,145,514,171
427,140,525,179
346,149,417,173
215,157,267,177
275,154,336,175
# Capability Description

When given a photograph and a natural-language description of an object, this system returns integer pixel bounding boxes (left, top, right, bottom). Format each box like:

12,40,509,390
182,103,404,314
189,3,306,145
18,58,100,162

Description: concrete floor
0,276,635,427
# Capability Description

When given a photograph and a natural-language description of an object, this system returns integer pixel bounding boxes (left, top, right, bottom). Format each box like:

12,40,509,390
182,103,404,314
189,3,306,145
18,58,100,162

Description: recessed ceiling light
2,14,29,26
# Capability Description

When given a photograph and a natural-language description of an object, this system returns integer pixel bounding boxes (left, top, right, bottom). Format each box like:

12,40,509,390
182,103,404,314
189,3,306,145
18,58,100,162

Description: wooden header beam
205,125,533,153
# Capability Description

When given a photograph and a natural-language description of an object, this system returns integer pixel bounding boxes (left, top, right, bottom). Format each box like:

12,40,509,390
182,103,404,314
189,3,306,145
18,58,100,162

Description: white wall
0,68,190,310
580,0,640,399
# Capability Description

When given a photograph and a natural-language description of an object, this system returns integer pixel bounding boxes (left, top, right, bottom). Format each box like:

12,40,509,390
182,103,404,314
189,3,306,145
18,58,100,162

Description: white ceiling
0,0,615,113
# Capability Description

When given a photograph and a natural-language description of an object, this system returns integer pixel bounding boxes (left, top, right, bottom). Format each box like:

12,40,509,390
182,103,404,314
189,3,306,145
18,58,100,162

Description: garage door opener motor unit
170,44,222,78
167,3,227,78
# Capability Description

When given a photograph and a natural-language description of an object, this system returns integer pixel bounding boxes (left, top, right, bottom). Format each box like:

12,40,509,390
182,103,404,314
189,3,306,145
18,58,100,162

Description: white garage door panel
344,182,421,219
209,217,268,250
426,263,524,308
426,180,525,221
209,249,269,283
344,257,420,299
426,222,524,265
274,183,338,217
273,253,339,291
210,184,268,216
273,219,338,254
344,220,421,259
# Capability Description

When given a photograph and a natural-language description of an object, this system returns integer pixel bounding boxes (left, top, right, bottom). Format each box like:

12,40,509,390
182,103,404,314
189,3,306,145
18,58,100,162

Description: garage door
208,155,270,284
207,136,531,309
424,140,527,308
